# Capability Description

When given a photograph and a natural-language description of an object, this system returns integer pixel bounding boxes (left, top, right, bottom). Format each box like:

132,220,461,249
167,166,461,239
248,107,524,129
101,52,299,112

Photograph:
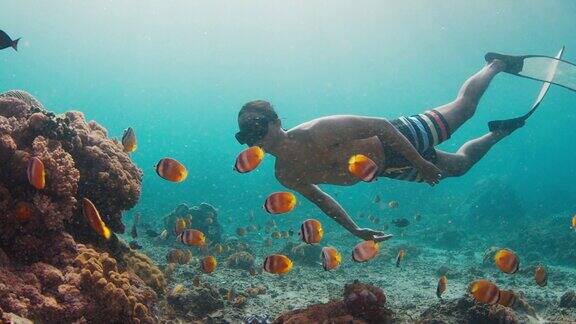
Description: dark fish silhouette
0,30,20,51
392,218,410,228
131,212,140,239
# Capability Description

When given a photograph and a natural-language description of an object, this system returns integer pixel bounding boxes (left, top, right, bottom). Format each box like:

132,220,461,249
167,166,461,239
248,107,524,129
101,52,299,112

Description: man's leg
434,131,507,177
435,60,506,134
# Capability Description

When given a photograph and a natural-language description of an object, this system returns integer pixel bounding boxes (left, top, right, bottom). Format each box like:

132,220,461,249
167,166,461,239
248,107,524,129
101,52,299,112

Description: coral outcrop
273,281,394,324
163,203,223,243
75,245,157,323
419,295,534,324
226,251,255,271
167,283,225,320
123,250,167,295
0,91,155,323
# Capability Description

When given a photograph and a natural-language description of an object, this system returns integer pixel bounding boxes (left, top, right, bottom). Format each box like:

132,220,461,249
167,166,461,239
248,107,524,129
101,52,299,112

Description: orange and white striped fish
234,146,265,173
321,247,342,271
498,290,516,307
348,154,378,182
534,265,547,287
263,254,293,275
174,218,189,236
436,275,447,298
156,158,188,182
82,198,111,240
299,219,323,244
263,192,297,214
201,256,217,273
122,127,137,153
27,157,45,190
352,240,379,262
571,214,576,230
396,249,406,268
494,249,519,274
469,279,500,305
178,229,205,246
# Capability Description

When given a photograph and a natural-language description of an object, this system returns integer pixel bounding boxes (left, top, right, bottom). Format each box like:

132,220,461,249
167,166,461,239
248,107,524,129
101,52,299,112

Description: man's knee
454,96,478,119
444,157,474,178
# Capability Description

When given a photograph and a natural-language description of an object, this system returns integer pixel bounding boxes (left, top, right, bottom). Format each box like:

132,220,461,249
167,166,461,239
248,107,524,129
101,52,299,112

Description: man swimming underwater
236,57,523,242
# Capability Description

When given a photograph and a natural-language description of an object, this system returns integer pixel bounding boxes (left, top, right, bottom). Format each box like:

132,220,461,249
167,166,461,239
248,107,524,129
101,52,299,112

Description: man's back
273,116,386,188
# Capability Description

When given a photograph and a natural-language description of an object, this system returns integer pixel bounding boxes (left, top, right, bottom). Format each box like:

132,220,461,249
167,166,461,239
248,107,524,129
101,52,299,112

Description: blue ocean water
1,1,575,320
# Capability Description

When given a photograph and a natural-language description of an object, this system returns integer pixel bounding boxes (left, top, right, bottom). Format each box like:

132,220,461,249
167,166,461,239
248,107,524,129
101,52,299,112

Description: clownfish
234,146,265,173
352,240,379,263
494,249,519,274
571,214,576,230
201,256,217,274
178,229,205,246
82,198,111,240
122,127,137,153
263,254,293,275
469,279,500,305
321,246,342,271
348,154,378,182
263,192,297,214
27,157,45,190
156,158,188,182
436,275,447,298
534,265,547,287
299,219,323,244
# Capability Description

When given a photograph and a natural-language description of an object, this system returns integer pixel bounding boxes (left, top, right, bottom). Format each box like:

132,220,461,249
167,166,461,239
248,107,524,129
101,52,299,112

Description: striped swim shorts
379,109,451,182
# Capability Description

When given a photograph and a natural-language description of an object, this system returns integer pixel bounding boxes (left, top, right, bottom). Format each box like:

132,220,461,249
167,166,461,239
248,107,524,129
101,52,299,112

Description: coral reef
273,281,393,324
75,245,157,323
419,295,533,324
166,249,192,265
0,92,155,323
123,249,167,295
166,283,224,320
226,251,255,271
163,203,223,243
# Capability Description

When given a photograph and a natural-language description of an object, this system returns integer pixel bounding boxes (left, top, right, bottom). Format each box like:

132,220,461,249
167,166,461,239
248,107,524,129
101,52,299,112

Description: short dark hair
235,100,278,145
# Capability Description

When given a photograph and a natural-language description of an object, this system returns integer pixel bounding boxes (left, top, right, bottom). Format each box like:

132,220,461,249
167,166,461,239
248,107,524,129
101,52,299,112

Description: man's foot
485,52,524,74
488,116,526,135
354,228,393,242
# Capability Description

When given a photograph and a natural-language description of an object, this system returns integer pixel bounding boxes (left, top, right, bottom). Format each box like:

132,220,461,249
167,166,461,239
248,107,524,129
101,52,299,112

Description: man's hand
354,228,394,242
415,159,442,185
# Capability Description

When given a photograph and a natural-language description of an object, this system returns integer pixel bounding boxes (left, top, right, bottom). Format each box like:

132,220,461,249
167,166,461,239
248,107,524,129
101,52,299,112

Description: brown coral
123,250,167,295
226,251,255,271
274,281,393,324
0,92,153,323
75,244,157,323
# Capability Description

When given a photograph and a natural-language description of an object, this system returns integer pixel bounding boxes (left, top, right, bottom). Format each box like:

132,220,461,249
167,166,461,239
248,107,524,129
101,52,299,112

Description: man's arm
312,115,441,184
290,182,392,242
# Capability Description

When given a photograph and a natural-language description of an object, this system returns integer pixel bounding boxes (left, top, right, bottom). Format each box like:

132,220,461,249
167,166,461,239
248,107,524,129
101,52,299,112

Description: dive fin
11,38,20,51
488,116,526,134
485,52,524,74
488,47,566,132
